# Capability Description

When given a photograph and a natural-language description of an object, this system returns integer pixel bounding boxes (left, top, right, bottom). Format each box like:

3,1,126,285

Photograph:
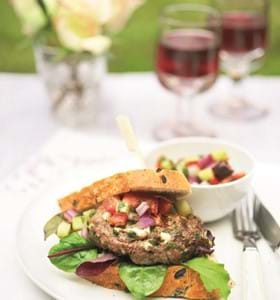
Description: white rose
54,1,111,54
11,0,57,36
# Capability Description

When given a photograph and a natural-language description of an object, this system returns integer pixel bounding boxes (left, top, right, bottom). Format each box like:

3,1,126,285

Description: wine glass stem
176,93,194,125
231,76,247,105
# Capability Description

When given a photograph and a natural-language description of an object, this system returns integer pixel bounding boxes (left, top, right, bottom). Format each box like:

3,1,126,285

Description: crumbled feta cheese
143,240,152,251
102,211,111,221
160,232,171,243
128,227,150,239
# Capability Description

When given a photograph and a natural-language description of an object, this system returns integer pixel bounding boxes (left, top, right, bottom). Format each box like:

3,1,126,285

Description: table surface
1,72,280,180
1,72,280,299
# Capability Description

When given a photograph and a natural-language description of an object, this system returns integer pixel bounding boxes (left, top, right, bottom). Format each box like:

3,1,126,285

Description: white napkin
254,163,280,226
0,129,146,197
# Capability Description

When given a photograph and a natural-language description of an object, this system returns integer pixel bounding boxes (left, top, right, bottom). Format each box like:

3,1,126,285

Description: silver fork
232,193,266,300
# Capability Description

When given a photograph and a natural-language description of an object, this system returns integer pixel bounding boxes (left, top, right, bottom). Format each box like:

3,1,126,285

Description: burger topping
117,201,130,213
137,214,155,228
100,193,178,230
136,202,149,216
109,212,128,227
160,232,171,244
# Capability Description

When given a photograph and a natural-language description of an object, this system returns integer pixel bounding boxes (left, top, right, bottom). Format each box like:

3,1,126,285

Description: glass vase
34,45,107,128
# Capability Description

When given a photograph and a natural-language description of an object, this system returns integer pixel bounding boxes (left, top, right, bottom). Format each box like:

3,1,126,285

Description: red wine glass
154,4,221,140
209,0,269,121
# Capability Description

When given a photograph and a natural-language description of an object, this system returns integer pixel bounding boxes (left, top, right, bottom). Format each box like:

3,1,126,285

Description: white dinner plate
16,163,280,300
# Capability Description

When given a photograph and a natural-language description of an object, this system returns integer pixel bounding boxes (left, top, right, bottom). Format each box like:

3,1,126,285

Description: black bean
161,175,167,183
174,268,187,279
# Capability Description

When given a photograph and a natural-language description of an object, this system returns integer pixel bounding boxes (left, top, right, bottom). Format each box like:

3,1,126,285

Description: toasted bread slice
81,264,219,299
58,169,191,213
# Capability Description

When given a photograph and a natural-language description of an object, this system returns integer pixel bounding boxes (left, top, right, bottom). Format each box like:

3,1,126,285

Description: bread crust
80,264,219,299
58,169,191,212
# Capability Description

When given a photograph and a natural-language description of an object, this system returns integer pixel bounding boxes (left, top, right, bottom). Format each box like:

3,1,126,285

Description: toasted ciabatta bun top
58,169,191,213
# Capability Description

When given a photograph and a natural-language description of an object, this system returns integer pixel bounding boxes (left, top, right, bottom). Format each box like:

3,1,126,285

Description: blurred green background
0,0,279,74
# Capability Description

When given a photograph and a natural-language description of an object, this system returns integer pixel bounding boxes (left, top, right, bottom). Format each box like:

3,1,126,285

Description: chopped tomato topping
110,212,128,226
123,193,160,215
209,177,220,185
158,197,173,215
123,193,141,208
102,197,119,214
146,198,159,215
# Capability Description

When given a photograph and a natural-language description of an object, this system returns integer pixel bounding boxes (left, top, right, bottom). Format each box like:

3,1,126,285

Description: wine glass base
209,98,268,121
153,120,215,141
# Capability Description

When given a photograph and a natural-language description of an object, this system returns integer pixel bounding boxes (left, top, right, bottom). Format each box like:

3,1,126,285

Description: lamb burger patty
90,207,214,265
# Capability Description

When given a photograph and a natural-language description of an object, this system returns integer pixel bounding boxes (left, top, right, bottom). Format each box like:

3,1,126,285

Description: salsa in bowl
146,137,254,222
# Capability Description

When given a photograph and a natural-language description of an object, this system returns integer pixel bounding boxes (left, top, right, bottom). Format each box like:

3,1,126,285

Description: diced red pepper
231,172,246,181
209,177,220,185
221,176,234,183
186,161,199,167
158,197,173,215
101,197,119,214
221,172,246,183
109,212,128,226
123,193,141,208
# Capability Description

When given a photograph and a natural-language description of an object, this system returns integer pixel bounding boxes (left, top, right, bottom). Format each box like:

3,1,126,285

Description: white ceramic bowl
146,137,255,222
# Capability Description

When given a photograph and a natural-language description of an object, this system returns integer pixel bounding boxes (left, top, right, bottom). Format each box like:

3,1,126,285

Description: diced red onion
64,209,78,222
137,214,155,228
189,176,199,184
198,154,214,169
81,227,88,239
136,202,149,216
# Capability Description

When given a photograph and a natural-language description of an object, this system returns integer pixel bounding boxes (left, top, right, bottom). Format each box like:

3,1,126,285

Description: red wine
156,29,219,93
221,12,267,54
156,29,219,78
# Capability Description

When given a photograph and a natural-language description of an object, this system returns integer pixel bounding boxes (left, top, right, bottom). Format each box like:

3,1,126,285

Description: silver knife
254,195,280,256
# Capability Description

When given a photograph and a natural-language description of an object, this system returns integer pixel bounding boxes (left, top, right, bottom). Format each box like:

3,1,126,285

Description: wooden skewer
116,115,147,168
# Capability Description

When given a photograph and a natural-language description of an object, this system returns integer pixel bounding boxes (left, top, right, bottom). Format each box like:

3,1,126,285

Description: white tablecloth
1,72,280,299
1,72,280,181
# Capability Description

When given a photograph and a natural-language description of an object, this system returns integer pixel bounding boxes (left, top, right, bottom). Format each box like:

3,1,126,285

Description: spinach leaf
43,213,63,240
119,263,167,299
184,257,231,300
48,233,97,272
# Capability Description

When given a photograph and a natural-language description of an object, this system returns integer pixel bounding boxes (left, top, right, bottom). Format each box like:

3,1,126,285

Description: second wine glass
209,0,269,121
154,4,221,140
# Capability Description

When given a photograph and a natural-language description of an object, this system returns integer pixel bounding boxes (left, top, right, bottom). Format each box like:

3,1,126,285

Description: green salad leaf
184,257,231,300
119,263,167,299
43,213,63,240
48,233,97,272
